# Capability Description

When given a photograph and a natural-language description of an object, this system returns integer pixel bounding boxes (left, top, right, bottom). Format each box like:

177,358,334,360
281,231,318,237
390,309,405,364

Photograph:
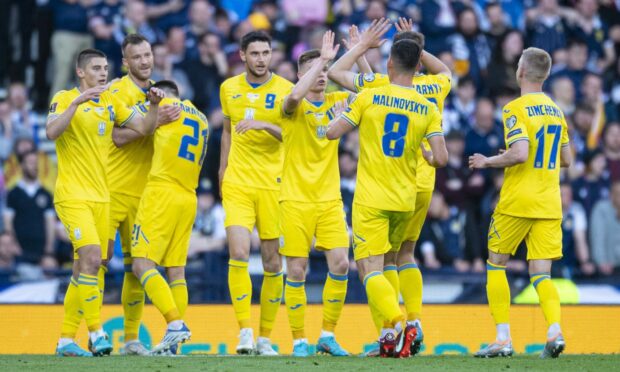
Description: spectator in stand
487,30,523,98
559,182,596,277
548,39,592,100
8,83,48,151
165,26,187,64
151,43,194,100
418,191,469,271
188,180,226,258
571,102,597,162
3,137,57,194
339,149,356,229
571,0,615,70
113,0,164,47
49,0,94,100
590,180,620,276
604,58,620,122
0,100,14,163
435,130,487,271
0,1,37,83
184,0,215,61
275,61,297,83
572,149,610,218
179,32,228,112
88,0,123,76
3,151,57,273
525,0,569,54
145,0,188,32
604,122,620,182
484,2,510,50
448,8,491,90
464,98,502,158
443,76,477,133
418,0,461,55
551,76,576,116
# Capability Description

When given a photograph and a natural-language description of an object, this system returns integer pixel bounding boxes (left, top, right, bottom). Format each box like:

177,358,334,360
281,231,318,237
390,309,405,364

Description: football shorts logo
98,122,106,136
505,115,517,129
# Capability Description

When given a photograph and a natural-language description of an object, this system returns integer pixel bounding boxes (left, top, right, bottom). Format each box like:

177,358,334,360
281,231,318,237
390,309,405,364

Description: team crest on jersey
316,125,328,138
98,122,106,136
505,115,517,129
35,194,48,209
247,93,260,103
244,108,255,120
49,102,57,113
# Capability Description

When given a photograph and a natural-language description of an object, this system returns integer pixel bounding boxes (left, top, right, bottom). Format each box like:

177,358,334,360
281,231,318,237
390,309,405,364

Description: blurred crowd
1,0,620,284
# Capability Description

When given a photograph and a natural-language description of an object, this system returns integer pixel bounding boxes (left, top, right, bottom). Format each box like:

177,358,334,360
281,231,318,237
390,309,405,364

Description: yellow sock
487,261,510,324
383,265,399,303
322,272,348,332
260,270,283,337
228,259,252,329
170,279,188,318
61,277,83,338
398,263,423,321
140,269,180,323
97,265,107,310
285,279,306,339
121,272,144,342
369,299,384,335
531,273,561,325
77,273,102,332
364,271,404,327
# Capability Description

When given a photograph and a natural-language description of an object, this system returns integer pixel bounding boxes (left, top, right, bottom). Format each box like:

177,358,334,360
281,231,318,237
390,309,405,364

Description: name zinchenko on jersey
525,104,563,118
371,94,429,115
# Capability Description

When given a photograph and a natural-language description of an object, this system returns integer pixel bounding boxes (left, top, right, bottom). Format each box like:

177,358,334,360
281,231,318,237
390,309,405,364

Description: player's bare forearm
420,50,452,79
285,58,331,113
472,141,528,169
356,55,372,74
427,136,448,167
560,145,572,167
326,117,354,140
328,44,367,91
260,122,283,141
46,102,78,140
142,104,159,134
112,126,143,147
219,120,231,182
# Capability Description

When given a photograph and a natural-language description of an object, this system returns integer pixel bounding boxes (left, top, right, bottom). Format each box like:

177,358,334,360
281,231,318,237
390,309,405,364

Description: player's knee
384,252,397,266
286,264,306,281
80,254,102,275
263,257,282,273
330,256,349,276
487,250,510,266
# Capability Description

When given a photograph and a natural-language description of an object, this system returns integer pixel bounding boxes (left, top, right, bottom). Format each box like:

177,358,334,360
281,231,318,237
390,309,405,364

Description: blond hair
520,47,552,83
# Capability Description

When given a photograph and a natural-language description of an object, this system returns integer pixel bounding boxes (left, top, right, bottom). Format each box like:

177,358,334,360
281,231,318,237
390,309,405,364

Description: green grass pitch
1,355,618,371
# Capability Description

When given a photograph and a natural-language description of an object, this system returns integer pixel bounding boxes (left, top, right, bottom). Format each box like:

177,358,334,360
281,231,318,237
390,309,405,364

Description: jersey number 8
382,113,410,158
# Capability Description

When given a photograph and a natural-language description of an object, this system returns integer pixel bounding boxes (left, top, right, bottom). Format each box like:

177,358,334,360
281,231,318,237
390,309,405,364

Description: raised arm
341,25,372,74
283,30,340,114
420,51,452,79
328,18,392,91
122,87,165,136
46,85,107,140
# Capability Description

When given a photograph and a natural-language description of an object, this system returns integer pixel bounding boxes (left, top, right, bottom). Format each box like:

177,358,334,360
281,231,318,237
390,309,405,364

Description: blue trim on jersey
363,271,381,287
342,115,358,128
286,280,305,288
308,100,324,107
117,109,137,128
398,263,419,271
507,137,529,146
245,72,273,89
328,272,348,281
426,132,443,139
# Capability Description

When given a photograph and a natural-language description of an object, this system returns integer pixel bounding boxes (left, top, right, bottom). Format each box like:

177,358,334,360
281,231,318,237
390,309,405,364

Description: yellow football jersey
148,97,209,192
220,73,293,190
48,88,136,203
495,93,569,219
280,91,350,202
343,84,443,211
354,72,451,191
108,76,154,197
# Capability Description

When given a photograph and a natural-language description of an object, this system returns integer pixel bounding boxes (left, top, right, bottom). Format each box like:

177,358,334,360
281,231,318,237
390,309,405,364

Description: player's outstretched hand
469,153,488,169
360,18,392,49
420,143,434,164
342,25,361,50
73,85,107,105
395,17,414,33
236,119,265,134
157,104,181,127
330,99,348,118
148,87,166,105
321,30,340,61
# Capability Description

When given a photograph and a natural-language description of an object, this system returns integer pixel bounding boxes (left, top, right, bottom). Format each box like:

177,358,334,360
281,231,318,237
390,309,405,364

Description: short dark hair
390,39,422,72
153,80,179,98
240,30,271,51
122,33,150,54
393,31,425,50
297,49,320,70
76,48,106,69
18,149,37,165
